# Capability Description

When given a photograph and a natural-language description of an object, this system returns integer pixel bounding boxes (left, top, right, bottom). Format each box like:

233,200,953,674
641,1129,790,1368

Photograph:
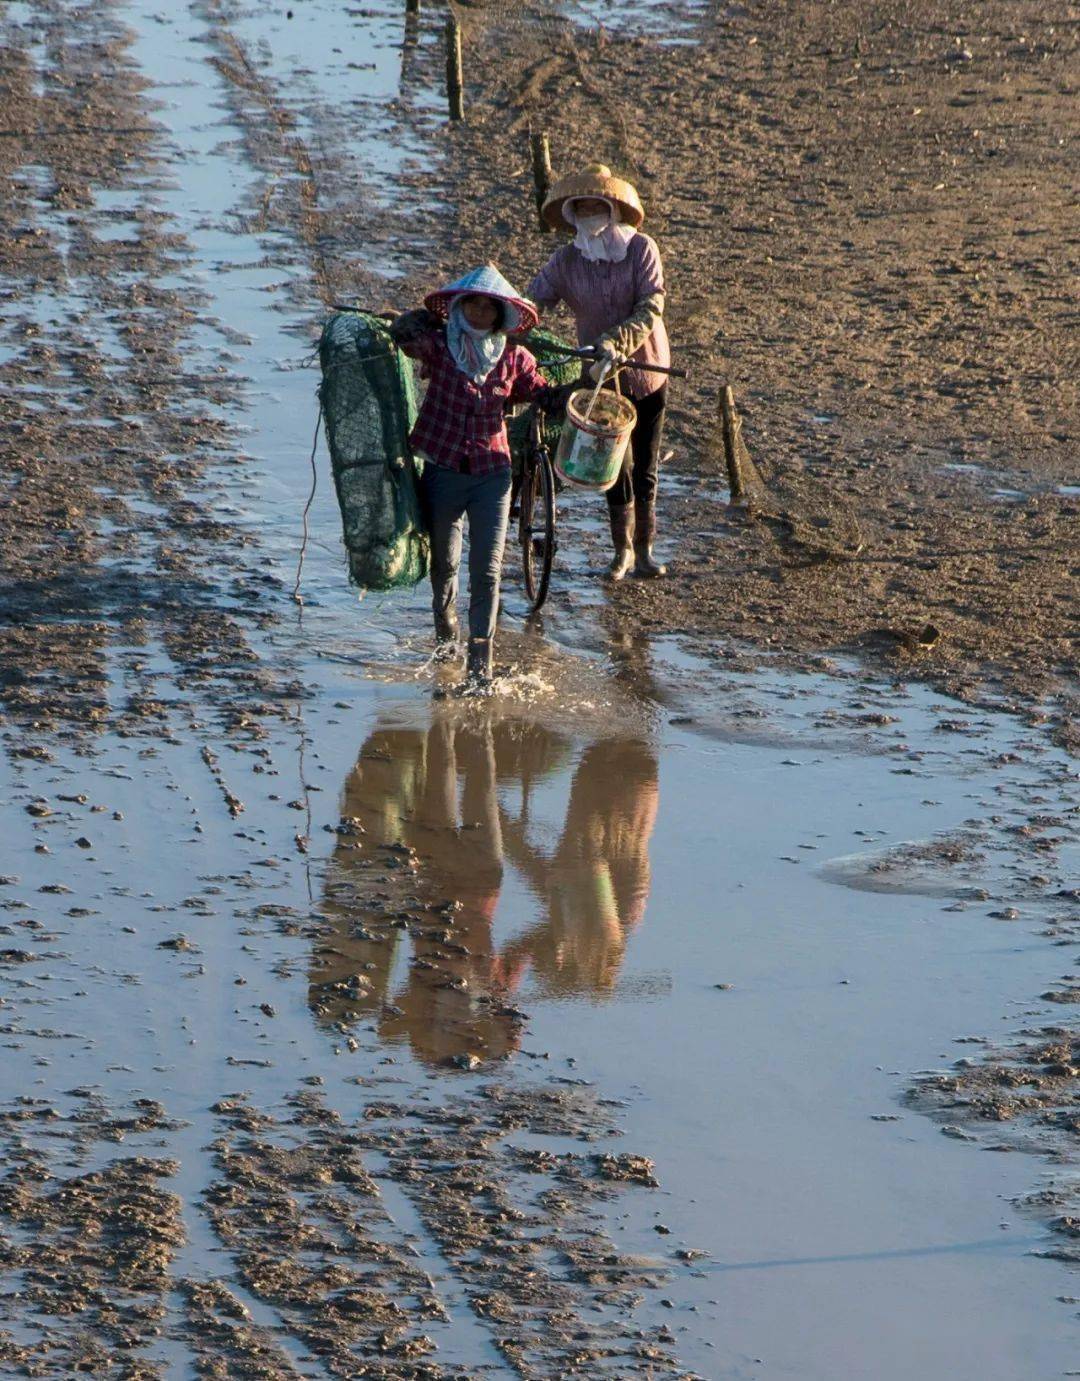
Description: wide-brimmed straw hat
424,263,539,333
541,162,644,231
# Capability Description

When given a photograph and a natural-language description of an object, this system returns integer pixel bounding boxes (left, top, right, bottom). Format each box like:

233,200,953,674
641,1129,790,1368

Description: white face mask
576,213,610,238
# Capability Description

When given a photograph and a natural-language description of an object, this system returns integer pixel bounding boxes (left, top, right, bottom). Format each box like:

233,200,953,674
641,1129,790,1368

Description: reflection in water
499,735,657,997
311,707,659,1065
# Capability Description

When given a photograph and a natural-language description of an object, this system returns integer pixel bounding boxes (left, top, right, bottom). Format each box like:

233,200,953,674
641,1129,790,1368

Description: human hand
388,308,440,344
587,341,624,383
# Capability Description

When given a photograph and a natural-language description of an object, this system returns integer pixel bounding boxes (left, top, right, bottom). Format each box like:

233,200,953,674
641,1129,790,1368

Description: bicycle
511,345,687,614
513,400,558,611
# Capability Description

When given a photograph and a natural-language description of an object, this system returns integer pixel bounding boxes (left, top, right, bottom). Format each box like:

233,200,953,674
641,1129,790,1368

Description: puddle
4,619,1078,1376
568,0,708,44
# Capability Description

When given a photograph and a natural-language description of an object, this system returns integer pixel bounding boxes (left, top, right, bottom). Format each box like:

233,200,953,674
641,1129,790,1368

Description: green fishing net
318,312,430,593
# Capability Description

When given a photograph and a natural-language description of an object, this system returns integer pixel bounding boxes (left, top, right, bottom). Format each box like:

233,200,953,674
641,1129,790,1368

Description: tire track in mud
373,1086,681,1378
0,1047,690,1373
192,0,442,313
0,0,286,742
196,0,336,309
203,1084,686,1378
204,1090,455,1377
0,1095,185,1377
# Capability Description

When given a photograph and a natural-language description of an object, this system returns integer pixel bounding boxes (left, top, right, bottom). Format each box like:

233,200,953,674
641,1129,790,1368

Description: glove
588,342,624,384
388,308,440,344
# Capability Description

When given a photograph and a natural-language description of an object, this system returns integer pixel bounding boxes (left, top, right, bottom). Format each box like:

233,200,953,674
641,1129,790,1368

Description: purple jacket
527,232,671,399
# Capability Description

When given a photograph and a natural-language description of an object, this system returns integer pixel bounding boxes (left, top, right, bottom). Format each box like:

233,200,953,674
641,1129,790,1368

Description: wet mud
908,1027,1080,1265
1,0,1079,1377
390,0,1078,746
0,0,288,744
205,1083,683,1377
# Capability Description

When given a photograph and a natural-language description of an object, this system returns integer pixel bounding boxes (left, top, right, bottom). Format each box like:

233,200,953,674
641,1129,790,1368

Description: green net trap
318,312,430,593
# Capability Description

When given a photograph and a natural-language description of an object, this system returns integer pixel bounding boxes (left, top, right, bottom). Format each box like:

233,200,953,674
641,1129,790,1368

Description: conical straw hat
541,162,644,231
424,262,539,333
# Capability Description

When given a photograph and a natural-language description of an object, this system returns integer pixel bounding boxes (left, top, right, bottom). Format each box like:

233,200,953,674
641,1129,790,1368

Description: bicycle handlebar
539,345,688,381
329,305,688,381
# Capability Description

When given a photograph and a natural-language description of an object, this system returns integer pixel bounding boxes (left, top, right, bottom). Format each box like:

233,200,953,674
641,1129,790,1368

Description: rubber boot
633,501,667,578
606,502,635,581
433,606,459,661
466,637,494,690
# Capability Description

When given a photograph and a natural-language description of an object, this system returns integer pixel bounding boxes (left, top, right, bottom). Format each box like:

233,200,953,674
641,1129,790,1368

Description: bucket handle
580,356,624,427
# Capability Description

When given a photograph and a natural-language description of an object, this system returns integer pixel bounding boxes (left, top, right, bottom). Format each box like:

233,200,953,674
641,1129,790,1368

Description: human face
573,197,611,218
459,294,500,332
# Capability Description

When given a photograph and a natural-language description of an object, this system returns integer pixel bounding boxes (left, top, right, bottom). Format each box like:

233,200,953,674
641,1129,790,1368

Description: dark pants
420,465,512,642
605,384,666,510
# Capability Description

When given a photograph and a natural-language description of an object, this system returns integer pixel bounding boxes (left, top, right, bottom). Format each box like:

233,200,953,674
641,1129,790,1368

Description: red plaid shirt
402,329,548,475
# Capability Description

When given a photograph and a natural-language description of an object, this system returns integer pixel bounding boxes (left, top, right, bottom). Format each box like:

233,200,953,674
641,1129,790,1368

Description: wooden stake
446,14,464,122
401,0,419,89
719,385,745,503
530,130,552,231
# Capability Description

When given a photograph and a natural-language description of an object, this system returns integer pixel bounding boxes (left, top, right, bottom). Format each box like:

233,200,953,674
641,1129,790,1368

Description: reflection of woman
499,739,659,995
313,715,518,1064
312,709,659,1064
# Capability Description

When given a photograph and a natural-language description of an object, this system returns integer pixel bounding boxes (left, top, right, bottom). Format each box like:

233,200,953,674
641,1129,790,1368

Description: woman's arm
507,348,552,405
525,254,564,310
594,235,666,358
595,291,665,360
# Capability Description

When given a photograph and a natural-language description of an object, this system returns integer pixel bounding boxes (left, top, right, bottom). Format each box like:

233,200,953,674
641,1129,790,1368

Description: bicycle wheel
520,449,556,611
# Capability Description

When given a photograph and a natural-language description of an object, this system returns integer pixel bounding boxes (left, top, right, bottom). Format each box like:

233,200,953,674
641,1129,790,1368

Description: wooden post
446,14,464,122
401,0,419,90
719,385,745,503
530,130,552,231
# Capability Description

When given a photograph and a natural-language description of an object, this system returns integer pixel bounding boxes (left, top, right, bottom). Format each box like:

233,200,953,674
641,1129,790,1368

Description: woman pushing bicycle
527,163,670,580
390,264,563,686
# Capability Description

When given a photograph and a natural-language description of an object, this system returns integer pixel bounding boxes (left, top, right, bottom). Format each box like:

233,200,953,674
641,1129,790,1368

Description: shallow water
6,625,1078,1376
568,0,708,45
1,1,1078,1377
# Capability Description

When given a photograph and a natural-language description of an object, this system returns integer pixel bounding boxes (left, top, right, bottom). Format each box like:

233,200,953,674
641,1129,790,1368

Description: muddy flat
0,1,1078,1377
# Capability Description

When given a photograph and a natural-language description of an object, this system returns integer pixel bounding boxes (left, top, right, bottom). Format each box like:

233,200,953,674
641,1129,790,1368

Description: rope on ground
292,403,322,605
